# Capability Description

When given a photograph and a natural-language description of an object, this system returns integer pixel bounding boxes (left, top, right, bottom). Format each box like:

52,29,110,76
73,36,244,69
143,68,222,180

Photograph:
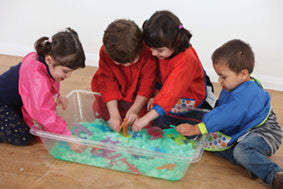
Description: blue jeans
214,133,283,185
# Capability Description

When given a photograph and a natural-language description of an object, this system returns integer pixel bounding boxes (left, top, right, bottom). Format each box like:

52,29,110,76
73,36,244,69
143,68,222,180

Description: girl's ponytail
175,27,192,54
66,27,78,37
33,27,85,70
34,37,52,57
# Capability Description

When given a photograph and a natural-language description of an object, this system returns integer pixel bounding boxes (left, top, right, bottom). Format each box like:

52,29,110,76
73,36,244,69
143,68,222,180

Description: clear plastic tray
30,90,208,181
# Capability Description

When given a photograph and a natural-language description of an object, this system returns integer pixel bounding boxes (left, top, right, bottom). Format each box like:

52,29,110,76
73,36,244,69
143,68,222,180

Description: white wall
0,0,282,90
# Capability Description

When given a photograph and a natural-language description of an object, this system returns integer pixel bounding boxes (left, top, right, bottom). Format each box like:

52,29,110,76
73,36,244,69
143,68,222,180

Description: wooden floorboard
0,54,282,189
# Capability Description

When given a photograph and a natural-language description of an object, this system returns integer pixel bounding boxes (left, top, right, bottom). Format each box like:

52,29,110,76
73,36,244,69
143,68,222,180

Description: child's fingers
176,124,188,135
147,104,153,111
109,122,116,132
76,144,86,153
176,128,184,135
176,124,184,131
124,115,132,125
132,120,143,132
132,122,138,132
176,127,181,133
132,126,138,132
116,125,121,132
69,143,86,153
115,121,122,132
147,99,154,111
61,98,68,110
62,103,67,110
127,115,138,126
113,124,118,132
63,100,68,110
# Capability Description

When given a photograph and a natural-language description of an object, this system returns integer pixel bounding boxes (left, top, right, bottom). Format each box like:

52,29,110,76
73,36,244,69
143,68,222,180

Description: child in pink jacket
0,28,85,152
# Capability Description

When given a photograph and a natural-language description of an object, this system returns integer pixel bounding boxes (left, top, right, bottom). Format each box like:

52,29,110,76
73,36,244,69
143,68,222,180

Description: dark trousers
154,109,208,129
0,101,34,145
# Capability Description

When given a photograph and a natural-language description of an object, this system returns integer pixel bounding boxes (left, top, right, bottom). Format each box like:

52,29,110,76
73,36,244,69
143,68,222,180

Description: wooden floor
0,54,282,189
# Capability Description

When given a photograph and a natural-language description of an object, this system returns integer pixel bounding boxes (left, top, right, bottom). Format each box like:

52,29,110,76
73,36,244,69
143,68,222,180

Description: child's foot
273,172,283,189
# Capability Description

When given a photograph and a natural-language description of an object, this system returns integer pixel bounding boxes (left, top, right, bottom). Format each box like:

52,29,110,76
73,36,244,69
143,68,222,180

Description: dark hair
212,39,255,74
103,19,143,63
34,27,85,70
142,10,192,56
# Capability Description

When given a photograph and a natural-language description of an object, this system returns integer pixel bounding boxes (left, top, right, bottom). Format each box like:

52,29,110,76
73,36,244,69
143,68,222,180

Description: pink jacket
19,52,71,136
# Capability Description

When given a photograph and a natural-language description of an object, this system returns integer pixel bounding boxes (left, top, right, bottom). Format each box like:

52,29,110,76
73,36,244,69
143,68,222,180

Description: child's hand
147,97,155,111
109,115,122,132
176,123,201,136
68,142,86,153
132,109,158,132
132,117,150,132
57,96,68,110
125,109,138,126
68,135,86,153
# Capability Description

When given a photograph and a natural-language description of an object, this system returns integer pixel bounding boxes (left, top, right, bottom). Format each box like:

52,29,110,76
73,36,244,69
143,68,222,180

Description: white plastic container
30,90,208,181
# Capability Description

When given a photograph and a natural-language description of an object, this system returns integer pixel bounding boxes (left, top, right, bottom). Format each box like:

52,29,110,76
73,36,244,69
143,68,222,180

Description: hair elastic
178,25,183,30
48,38,52,43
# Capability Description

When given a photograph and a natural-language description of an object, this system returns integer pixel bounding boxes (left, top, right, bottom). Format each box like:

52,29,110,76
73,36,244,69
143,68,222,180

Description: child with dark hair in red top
91,19,156,132
132,10,217,132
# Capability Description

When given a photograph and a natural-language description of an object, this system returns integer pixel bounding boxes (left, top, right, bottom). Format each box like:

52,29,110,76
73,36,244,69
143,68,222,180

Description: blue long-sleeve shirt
198,79,270,151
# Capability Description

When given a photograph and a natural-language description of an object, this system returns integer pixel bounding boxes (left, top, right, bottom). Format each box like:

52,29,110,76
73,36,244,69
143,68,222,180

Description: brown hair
142,10,192,56
103,19,143,63
34,27,85,70
212,39,255,74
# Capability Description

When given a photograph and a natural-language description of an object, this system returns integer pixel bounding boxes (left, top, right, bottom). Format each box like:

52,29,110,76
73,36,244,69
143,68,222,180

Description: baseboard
0,42,282,91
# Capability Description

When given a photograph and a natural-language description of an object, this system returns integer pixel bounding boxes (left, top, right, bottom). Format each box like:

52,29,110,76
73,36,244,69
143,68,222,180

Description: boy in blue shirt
176,39,283,188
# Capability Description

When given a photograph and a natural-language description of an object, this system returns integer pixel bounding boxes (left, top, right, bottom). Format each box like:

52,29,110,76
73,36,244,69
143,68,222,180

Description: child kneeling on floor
0,28,86,153
91,19,156,132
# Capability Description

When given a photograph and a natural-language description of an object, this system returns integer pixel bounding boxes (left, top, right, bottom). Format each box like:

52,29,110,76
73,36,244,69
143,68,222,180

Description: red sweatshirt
91,45,156,103
153,46,207,115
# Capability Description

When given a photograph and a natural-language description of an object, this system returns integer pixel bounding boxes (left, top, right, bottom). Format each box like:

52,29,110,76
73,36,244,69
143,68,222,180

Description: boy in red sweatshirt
91,19,156,132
